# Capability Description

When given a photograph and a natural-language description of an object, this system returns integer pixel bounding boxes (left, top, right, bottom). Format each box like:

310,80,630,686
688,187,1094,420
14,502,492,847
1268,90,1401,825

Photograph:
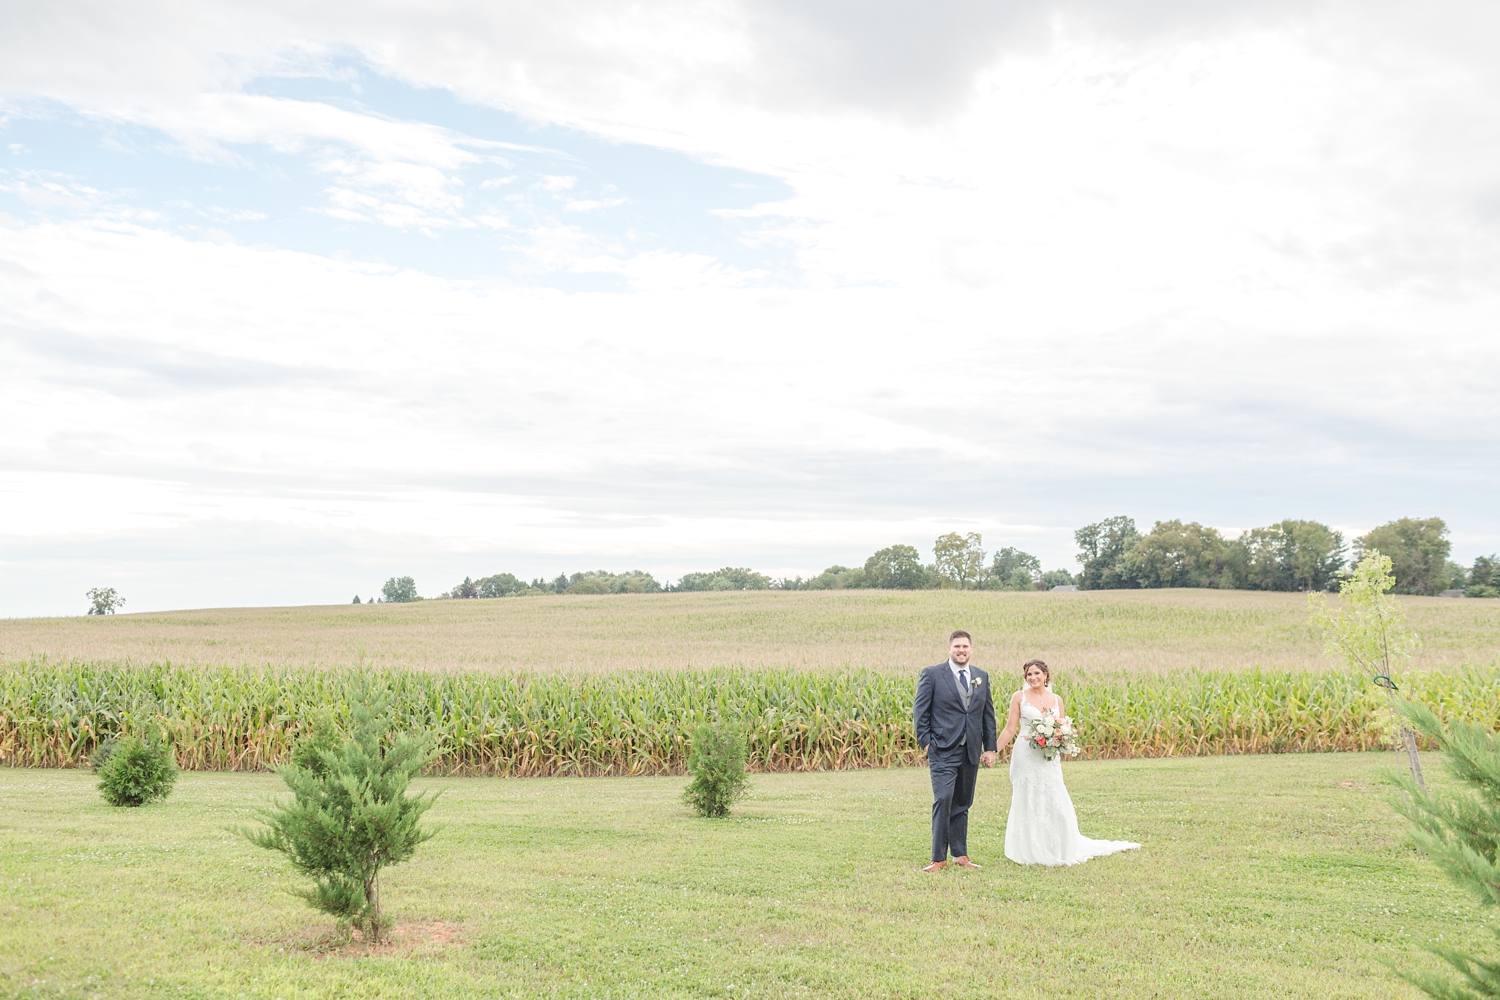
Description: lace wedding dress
1004,697,1140,866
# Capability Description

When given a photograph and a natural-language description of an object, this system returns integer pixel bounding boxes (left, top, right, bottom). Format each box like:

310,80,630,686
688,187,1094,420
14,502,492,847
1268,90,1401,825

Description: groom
913,630,997,871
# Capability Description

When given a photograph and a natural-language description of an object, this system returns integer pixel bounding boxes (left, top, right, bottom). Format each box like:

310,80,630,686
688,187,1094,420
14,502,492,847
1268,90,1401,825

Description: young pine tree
245,692,439,941
96,732,178,807
682,720,749,818
1391,699,1500,999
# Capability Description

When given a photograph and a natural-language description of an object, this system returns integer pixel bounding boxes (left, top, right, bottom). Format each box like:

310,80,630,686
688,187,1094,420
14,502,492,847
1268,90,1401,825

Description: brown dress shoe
953,856,982,869
922,860,948,872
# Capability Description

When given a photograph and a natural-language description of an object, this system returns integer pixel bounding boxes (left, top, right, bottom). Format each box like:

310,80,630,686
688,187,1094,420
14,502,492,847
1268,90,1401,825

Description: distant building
1440,589,1467,598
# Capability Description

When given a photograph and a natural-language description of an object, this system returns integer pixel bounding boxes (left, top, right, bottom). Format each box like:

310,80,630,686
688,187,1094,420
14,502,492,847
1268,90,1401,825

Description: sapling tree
245,692,439,941
682,720,749,818
1309,549,1425,791
1390,699,1500,999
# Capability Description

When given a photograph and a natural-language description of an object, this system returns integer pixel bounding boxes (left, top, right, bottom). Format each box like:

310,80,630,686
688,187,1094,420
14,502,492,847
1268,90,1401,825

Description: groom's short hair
949,630,971,643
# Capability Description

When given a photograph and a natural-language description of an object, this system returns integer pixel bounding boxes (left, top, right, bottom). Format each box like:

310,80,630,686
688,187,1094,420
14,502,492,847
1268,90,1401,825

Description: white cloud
2,1,1500,612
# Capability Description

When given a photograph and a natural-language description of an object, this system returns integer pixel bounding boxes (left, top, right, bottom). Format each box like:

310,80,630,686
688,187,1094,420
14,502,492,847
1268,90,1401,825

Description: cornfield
2,659,1495,776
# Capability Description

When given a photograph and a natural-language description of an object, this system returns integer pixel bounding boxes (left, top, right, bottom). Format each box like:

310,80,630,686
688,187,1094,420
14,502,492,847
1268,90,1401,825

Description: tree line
358,515,1496,604
1076,515,1492,597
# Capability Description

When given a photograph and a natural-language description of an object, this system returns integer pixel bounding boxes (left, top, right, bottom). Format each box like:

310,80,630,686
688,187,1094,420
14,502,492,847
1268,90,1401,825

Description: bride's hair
1022,659,1051,685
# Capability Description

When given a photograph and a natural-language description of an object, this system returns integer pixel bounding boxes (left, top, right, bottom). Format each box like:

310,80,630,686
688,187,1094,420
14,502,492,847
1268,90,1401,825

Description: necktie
958,668,969,692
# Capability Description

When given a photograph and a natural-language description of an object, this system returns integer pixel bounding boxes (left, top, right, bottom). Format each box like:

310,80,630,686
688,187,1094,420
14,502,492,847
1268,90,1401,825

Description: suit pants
928,748,978,862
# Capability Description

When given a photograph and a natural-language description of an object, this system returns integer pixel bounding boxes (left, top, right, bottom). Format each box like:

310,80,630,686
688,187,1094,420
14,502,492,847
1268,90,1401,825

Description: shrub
244,691,439,942
290,708,344,776
683,721,749,818
89,736,118,772
97,733,178,806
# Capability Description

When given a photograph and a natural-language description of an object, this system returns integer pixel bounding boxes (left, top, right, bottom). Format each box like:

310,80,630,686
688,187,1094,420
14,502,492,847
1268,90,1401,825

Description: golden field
3,587,1497,676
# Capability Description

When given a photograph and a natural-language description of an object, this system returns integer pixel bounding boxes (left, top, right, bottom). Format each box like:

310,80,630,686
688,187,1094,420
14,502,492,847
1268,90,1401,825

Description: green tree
805,565,868,589
448,576,480,599
477,573,524,598
1388,699,1500,999
674,568,771,592
609,570,661,594
1468,556,1500,599
1040,568,1076,589
984,547,1041,590
1127,520,1228,589
86,587,125,615
97,733,177,807
933,532,986,589
682,721,749,818
1223,519,1345,592
1357,517,1451,595
381,576,419,603
1074,516,1141,590
863,544,928,589
1309,550,1424,788
244,691,439,942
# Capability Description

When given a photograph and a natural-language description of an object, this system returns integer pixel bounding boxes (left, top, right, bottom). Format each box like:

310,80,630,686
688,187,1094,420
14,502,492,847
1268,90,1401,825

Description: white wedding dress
1004,697,1140,866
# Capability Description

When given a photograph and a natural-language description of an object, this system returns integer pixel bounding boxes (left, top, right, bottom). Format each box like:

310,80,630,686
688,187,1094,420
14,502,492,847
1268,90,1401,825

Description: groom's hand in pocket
981,751,998,767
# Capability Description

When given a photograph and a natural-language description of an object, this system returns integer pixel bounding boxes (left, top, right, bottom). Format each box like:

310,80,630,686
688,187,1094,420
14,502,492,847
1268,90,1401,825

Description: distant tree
86,587,125,616
381,576,419,603
352,595,361,604
1225,520,1345,592
1040,569,1076,589
933,532,986,589
565,573,613,595
674,568,771,592
806,565,869,590
863,544,930,589
609,571,661,594
770,576,807,590
448,576,480,599
1074,517,1141,590
984,547,1041,591
1126,521,1228,589
477,573,524,598
1468,556,1500,599
1357,517,1451,595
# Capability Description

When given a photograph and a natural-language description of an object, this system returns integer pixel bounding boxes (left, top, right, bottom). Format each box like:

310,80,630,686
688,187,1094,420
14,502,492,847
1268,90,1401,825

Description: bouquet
1026,714,1081,761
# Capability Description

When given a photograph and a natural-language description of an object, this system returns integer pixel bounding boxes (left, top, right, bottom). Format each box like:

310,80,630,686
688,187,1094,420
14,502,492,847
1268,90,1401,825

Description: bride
998,659,1139,866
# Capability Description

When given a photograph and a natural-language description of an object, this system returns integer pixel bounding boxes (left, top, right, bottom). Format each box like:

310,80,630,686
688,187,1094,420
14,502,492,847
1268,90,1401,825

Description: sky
2,0,1498,615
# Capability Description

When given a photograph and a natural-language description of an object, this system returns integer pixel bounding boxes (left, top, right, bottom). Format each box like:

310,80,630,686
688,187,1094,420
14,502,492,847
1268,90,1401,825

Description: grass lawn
0,753,1478,999
4,588,1498,676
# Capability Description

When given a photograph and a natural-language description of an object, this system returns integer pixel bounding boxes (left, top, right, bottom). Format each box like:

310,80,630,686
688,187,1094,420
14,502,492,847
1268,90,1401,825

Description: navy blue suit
914,661,998,862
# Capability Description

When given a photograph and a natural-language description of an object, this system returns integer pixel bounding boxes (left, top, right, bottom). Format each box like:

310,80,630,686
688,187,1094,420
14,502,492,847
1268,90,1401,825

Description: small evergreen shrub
97,733,177,807
244,691,439,942
89,736,118,772
290,707,343,776
682,721,748,818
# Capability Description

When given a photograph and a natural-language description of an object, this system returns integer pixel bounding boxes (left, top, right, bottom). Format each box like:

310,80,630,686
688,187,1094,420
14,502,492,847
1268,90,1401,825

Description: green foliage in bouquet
1390,699,1500,999
97,732,178,807
243,690,439,942
683,720,749,818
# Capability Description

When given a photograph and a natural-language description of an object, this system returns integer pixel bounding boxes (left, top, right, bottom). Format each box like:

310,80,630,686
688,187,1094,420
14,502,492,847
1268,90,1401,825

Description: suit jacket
914,661,997,766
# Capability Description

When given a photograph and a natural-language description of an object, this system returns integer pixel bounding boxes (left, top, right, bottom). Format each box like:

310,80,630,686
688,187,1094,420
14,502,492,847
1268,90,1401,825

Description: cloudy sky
3,0,1498,614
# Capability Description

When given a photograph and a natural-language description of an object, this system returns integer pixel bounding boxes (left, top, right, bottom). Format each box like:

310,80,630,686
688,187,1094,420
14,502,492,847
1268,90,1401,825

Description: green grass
5,588,1497,676
0,754,1480,998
